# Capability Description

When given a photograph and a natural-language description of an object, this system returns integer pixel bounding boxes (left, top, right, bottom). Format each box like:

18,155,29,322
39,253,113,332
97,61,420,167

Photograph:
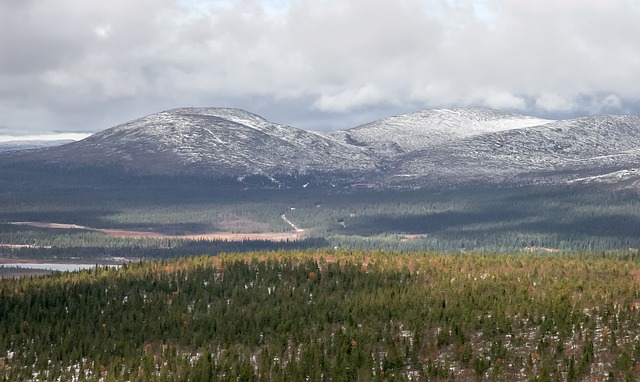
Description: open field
9,221,303,242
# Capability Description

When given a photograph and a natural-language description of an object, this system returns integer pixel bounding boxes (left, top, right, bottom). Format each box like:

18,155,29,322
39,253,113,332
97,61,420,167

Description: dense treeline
3,162,640,253
2,250,640,380
1,237,330,260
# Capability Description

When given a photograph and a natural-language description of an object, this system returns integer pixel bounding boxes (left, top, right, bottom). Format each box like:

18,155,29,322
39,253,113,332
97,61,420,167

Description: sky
2,0,640,141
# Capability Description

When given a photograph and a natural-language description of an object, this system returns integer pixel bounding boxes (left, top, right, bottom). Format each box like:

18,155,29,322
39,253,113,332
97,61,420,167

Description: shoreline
0,257,133,265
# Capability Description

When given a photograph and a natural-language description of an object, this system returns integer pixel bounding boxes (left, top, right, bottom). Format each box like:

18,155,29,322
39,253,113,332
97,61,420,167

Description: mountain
22,108,375,177
389,115,640,187
331,108,553,157
0,139,75,152
4,107,640,189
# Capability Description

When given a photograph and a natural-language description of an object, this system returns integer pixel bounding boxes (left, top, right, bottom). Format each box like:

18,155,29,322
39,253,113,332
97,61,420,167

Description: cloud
0,133,91,143
94,25,113,40
312,84,387,112
536,94,577,113
1,0,640,134
478,90,527,111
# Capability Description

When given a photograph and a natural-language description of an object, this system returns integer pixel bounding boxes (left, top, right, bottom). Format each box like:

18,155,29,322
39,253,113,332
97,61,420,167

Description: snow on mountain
0,139,75,152
569,168,640,185
390,115,640,186
32,108,376,176
8,107,640,189
331,108,553,157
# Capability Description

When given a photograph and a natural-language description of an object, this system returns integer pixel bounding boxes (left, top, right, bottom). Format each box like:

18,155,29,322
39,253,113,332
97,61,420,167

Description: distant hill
388,114,640,187
4,107,640,189
16,108,375,178
330,108,553,157
0,139,74,152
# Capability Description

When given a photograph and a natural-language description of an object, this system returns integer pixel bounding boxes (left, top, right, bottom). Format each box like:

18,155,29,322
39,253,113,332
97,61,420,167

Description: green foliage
3,162,640,255
0,164,640,257
2,250,640,380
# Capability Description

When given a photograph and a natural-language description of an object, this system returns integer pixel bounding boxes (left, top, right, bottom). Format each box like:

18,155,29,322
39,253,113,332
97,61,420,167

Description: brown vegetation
9,221,303,242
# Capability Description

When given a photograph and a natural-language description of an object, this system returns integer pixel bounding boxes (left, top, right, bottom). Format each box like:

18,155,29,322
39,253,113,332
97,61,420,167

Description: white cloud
2,0,640,134
535,94,577,113
0,133,91,143
478,90,527,111
94,24,112,39
599,94,623,110
312,84,386,112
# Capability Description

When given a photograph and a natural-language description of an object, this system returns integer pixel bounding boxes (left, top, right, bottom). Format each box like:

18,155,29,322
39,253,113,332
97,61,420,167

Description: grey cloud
2,0,640,135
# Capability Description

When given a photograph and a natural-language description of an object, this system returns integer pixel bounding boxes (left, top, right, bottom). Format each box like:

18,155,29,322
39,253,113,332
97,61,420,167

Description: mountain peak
164,107,270,124
26,107,376,177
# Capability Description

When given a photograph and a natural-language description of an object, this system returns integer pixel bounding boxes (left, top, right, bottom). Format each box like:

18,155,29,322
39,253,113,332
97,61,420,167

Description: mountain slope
332,108,553,157
28,108,375,176
390,115,640,186
4,107,640,189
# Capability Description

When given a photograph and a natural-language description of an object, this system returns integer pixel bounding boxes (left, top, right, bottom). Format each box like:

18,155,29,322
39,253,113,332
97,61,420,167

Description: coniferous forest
3,164,640,380
2,163,640,256
3,251,640,381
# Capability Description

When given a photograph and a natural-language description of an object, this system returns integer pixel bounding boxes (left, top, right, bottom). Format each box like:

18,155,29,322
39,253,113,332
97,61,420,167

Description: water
0,263,120,272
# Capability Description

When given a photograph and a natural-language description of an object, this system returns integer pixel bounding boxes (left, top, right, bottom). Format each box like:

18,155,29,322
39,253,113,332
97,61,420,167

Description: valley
1,175,640,261
1,107,639,260
2,107,640,380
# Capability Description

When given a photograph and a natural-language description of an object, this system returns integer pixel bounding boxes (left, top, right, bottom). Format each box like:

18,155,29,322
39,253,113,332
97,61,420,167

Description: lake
0,263,121,272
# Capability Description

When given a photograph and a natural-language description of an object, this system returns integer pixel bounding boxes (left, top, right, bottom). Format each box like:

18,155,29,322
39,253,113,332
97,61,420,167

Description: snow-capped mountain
26,108,376,176
390,115,640,186
6,107,640,189
331,108,553,157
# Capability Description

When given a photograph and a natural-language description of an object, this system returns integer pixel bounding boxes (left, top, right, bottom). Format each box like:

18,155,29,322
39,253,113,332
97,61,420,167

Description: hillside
390,115,640,186
4,107,640,189
2,250,640,381
331,108,553,157
2,107,640,255
23,108,376,177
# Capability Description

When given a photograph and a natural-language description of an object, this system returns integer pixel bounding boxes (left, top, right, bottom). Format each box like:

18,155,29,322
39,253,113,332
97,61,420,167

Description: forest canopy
2,250,640,381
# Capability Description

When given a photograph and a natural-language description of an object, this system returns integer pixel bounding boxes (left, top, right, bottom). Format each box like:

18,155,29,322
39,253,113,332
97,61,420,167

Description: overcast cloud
2,0,640,137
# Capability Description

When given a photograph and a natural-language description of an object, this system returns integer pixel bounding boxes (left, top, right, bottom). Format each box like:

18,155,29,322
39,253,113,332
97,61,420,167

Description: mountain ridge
0,139,75,152
389,114,640,186
331,108,554,157
22,107,377,177
4,107,640,189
